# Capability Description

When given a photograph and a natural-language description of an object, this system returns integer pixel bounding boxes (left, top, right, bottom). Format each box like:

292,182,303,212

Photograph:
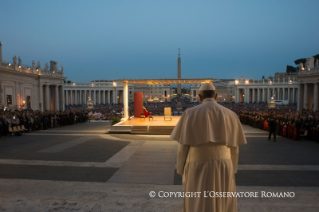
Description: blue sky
1,0,318,82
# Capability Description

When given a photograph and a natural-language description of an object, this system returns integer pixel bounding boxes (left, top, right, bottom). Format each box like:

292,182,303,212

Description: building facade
297,66,319,111
64,80,124,105
2,41,318,112
64,81,172,105
190,74,299,105
0,42,65,111
234,73,299,104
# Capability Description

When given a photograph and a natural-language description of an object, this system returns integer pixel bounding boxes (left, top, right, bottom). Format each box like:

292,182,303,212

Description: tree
181,88,187,94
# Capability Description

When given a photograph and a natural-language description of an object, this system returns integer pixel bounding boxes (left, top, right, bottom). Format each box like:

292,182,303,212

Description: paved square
0,122,319,211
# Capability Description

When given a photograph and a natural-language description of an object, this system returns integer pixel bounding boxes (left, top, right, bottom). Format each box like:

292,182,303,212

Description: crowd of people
234,103,319,142
1,100,319,142
0,109,88,137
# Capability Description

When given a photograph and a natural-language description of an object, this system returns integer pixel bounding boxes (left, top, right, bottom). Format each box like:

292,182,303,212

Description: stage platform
108,116,180,134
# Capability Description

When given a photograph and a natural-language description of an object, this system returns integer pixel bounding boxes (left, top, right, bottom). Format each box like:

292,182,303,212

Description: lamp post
245,79,249,103
235,79,239,103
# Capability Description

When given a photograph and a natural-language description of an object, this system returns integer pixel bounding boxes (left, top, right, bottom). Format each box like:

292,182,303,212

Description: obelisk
177,48,182,111
0,42,2,62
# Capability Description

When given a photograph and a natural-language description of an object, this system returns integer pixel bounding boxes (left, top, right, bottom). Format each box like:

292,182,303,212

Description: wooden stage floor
118,116,180,127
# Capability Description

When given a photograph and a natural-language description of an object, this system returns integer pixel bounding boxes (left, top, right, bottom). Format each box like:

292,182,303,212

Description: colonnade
64,89,123,105
236,86,299,104
298,82,319,111
41,84,64,111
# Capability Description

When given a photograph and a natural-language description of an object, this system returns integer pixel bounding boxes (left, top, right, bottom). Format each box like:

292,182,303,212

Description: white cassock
171,98,247,212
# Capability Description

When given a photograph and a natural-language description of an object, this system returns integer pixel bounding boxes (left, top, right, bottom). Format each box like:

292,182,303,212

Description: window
129,91,131,94
26,96,31,109
6,95,12,106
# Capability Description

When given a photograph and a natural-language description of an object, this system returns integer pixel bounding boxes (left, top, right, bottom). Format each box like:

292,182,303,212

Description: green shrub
111,117,121,125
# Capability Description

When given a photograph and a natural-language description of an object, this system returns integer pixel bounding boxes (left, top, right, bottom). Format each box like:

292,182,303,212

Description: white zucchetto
199,83,215,91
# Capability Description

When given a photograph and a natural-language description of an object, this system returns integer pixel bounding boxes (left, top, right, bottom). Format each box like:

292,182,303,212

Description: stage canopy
115,78,215,85
117,78,215,120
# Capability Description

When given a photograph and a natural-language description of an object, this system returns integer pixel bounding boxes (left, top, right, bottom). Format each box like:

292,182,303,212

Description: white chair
164,107,172,121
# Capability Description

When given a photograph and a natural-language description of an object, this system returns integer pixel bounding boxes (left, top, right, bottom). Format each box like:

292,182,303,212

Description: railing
299,67,319,75
234,80,298,86
0,61,64,77
64,82,123,87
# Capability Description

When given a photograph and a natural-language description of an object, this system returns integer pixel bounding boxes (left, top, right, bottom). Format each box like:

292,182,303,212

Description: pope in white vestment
170,83,247,212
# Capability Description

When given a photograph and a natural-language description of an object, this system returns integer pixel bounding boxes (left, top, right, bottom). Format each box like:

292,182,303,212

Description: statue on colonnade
32,60,35,68
37,61,41,69
44,63,49,71
13,55,17,65
18,57,22,66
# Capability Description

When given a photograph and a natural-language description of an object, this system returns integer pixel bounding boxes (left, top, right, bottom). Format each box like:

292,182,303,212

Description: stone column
102,90,105,104
235,87,239,103
98,90,101,104
39,84,44,111
298,84,303,111
55,85,59,111
252,89,255,103
76,91,78,105
70,90,73,105
65,90,69,106
107,90,110,103
84,90,87,104
314,83,318,111
114,89,117,103
304,83,308,110
60,85,65,111
93,90,96,105
123,81,129,119
292,88,295,104
45,85,50,110
245,88,248,103
78,90,80,104
287,87,290,104
15,82,20,107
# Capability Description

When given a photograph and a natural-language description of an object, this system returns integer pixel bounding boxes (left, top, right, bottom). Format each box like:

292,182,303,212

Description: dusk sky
1,0,318,83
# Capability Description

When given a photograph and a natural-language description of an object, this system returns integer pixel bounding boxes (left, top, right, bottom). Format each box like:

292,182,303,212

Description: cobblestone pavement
0,122,319,211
